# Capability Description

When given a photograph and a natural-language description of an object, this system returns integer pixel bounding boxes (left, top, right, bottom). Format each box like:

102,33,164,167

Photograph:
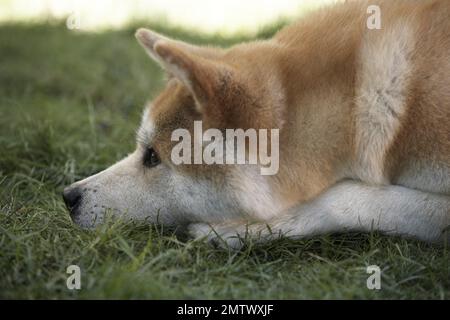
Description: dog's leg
189,180,450,249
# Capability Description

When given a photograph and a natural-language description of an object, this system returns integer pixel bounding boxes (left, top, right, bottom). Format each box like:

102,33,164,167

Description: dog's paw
187,223,246,250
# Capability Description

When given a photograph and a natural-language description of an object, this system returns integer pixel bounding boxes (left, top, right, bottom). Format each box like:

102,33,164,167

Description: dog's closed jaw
62,151,256,229
63,150,179,228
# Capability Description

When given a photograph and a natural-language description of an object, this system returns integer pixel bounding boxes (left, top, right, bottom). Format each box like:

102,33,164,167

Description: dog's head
63,29,286,229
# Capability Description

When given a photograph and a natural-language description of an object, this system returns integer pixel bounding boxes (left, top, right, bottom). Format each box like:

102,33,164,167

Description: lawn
0,20,448,299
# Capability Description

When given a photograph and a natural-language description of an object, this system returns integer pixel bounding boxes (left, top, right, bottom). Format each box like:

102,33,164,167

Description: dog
63,0,450,248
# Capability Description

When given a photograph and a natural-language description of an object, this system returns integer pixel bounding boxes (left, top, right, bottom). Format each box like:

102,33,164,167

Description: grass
0,20,449,300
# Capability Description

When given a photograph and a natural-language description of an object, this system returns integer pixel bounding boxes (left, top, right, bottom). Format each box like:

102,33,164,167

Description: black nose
63,187,82,214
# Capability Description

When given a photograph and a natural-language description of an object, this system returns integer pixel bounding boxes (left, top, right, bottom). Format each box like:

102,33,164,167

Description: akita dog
63,0,450,248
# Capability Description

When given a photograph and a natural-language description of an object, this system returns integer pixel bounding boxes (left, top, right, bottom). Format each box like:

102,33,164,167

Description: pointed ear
135,28,170,66
135,28,225,104
154,41,220,102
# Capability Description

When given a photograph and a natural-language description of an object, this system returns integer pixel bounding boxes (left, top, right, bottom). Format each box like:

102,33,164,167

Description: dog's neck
265,14,362,206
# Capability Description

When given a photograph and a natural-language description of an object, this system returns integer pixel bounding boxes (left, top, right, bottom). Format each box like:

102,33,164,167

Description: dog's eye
143,147,161,168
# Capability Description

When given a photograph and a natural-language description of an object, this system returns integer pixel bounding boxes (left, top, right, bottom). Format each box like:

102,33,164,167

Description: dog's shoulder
353,0,450,192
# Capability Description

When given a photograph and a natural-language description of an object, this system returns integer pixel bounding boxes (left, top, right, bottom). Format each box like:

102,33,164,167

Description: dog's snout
63,186,82,214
